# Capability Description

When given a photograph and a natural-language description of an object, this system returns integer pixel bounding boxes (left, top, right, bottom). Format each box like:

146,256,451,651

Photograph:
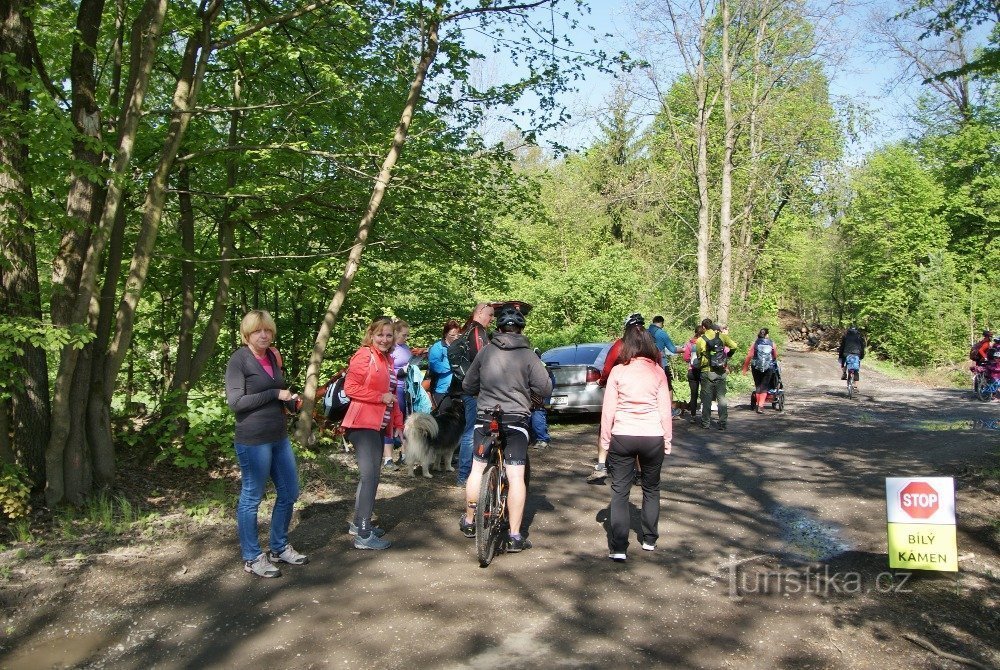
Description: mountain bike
844,354,860,399
972,365,1000,402
474,406,509,567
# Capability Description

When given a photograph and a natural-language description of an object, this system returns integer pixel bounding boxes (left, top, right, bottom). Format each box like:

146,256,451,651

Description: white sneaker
269,544,309,565
609,552,627,562
641,543,656,551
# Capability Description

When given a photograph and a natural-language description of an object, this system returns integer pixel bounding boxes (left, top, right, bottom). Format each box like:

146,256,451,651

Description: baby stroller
749,361,785,412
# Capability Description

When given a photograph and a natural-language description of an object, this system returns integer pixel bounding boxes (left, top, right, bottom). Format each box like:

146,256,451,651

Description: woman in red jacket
343,316,403,550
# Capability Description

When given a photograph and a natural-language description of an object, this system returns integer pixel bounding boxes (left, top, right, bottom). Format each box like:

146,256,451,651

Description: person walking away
600,325,672,561
427,319,461,409
696,318,739,430
459,306,552,552
451,303,495,486
648,315,678,394
342,316,403,550
383,320,412,469
838,325,866,384
681,325,706,421
226,309,308,578
591,312,646,483
742,328,779,414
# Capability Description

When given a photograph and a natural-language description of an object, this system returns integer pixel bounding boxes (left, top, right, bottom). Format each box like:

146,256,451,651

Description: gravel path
2,345,998,669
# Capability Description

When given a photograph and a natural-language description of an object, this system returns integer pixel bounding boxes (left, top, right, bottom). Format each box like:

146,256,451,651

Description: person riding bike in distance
838,325,866,383
459,305,552,552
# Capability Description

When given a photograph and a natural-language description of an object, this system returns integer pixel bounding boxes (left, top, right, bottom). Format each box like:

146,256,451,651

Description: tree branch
210,0,336,51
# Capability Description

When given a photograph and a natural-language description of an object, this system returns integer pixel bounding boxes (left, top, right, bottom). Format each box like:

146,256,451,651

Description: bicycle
473,405,509,567
971,365,1000,402
844,354,860,399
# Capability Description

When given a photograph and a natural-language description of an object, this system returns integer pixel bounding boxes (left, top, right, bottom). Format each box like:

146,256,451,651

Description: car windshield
542,343,612,368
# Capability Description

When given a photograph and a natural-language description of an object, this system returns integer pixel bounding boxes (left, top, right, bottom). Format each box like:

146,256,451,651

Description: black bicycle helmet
496,306,526,330
624,312,645,329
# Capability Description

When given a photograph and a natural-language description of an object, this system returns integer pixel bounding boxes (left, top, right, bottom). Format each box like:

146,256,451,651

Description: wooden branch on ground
902,633,991,670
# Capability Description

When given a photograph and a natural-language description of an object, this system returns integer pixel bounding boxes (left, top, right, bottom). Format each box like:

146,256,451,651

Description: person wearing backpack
741,328,779,414
451,302,495,486
972,330,993,365
681,324,706,420
695,318,739,430
427,319,461,408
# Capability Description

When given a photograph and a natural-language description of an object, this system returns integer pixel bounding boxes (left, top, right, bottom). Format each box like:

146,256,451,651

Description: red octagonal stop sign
899,481,939,519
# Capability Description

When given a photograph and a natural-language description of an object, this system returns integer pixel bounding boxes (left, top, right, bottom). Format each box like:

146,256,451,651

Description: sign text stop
899,481,939,519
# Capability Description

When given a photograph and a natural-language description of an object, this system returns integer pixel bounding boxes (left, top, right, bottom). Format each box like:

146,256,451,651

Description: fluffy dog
403,399,465,479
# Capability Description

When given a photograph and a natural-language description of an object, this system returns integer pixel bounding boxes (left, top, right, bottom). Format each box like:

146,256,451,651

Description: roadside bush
0,463,31,521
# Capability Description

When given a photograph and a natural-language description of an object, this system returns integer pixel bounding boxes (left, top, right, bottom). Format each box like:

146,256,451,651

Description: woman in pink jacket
600,324,673,562
343,316,403,550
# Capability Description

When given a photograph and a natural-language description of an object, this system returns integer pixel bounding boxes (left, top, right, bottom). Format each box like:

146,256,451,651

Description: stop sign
899,481,939,519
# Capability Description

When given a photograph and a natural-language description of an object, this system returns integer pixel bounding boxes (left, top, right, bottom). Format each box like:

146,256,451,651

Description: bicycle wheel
773,391,784,412
476,464,502,567
975,375,992,402
846,372,854,399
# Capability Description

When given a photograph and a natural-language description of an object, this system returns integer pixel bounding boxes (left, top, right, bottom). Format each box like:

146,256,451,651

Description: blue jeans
457,393,478,483
235,437,299,561
530,409,550,443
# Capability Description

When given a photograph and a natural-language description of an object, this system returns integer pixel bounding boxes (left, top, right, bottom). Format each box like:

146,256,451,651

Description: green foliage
0,318,93,400
0,463,32,521
149,392,234,470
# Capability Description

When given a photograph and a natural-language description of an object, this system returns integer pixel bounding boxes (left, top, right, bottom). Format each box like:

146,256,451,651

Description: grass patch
867,358,970,388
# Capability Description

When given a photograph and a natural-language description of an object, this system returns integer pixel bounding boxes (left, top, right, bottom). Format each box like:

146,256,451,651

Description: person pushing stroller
742,328,780,414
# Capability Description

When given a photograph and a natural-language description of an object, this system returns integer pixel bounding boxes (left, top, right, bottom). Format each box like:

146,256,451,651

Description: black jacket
839,330,865,359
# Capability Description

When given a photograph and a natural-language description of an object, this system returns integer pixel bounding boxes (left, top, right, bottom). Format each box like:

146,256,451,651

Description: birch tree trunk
718,0,734,325
295,10,443,443
695,16,713,319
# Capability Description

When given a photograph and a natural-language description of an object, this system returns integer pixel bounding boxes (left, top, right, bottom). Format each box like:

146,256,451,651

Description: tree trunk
1,0,50,488
104,0,221,395
718,0,734,326
695,23,713,320
172,68,241,394
46,0,168,506
51,0,106,326
295,10,443,443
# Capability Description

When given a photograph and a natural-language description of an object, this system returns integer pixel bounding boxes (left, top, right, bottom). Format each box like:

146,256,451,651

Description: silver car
541,342,613,414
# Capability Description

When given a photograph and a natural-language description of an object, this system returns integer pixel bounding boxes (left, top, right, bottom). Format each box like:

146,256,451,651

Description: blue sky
471,0,978,157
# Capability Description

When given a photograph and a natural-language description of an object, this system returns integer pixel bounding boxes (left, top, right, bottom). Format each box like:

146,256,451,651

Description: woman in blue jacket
427,319,461,407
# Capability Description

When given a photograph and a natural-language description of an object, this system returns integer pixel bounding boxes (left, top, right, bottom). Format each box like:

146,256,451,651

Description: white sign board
885,477,955,525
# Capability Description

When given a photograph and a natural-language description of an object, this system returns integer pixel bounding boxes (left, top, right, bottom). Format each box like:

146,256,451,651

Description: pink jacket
599,356,672,449
342,346,403,432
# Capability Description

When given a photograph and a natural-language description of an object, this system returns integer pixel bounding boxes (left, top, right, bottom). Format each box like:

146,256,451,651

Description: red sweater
342,346,403,432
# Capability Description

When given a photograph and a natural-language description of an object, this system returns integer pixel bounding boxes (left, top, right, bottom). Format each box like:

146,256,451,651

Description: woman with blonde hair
342,316,403,549
225,310,307,578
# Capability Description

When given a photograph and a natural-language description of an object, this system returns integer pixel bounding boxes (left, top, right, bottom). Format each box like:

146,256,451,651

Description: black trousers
607,434,665,553
347,428,385,526
687,368,701,415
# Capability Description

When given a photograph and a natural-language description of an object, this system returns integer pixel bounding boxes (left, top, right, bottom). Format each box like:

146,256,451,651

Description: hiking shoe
396,453,406,465
609,552,627,562
717,423,727,431
507,536,532,552
244,553,281,578
354,532,391,550
700,422,711,429
269,544,309,565
348,522,386,538
641,543,656,551
841,373,847,380
533,440,549,450
459,514,476,538
382,459,398,471
587,463,607,484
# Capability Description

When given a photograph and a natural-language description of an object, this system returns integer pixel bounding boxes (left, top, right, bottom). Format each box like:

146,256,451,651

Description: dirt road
2,346,998,669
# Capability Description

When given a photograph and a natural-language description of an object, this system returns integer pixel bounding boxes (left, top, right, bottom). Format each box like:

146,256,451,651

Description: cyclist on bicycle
972,330,993,365
838,325,866,382
459,305,552,552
